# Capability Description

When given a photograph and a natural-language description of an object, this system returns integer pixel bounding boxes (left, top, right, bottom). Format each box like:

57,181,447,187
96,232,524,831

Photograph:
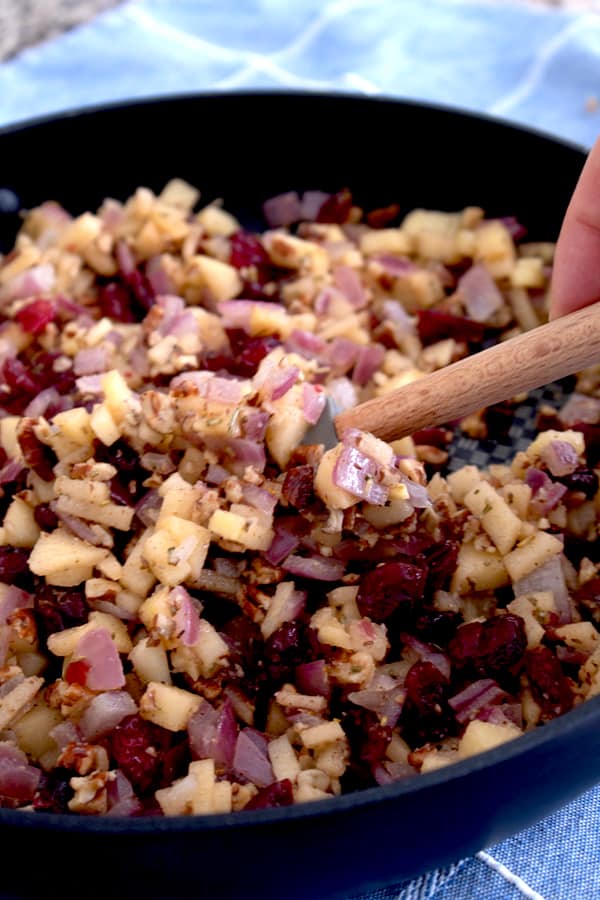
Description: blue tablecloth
1,2,600,897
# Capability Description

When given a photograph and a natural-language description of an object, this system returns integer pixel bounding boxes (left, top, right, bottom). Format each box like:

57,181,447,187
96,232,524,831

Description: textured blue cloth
1,2,600,898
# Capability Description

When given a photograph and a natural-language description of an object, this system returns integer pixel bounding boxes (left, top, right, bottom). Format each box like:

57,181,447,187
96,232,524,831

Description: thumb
550,137,600,320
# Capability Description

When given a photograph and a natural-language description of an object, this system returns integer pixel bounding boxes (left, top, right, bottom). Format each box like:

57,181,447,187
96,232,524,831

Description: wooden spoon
311,302,600,447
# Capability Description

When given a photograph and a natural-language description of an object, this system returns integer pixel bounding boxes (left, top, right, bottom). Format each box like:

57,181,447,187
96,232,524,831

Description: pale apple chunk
129,637,172,685
90,403,120,446
29,529,109,580
13,702,63,760
265,384,310,469
144,515,210,586
503,532,563,582
314,446,357,510
185,255,241,303
119,531,157,597
0,417,24,461
268,734,300,783
2,497,40,548
451,542,509,594
463,480,521,556
139,681,202,731
458,719,522,759
208,506,273,552
101,369,139,425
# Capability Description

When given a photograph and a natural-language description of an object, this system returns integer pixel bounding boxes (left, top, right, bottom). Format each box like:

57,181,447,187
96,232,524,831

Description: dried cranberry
15,298,56,335
0,547,30,583
244,779,294,810
554,466,599,499
401,660,455,746
366,203,401,229
264,621,317,683
423,540,459,592
316,188,353,224
98,282,136,323
35,585,89,636
282,465,316,513
109,715,165,793
230,231,271,270
525,646,573,719
17,419,56,481
159,739,191,789
411,427,452,449
226,329,281,378
123,267,155,312
417,310,486,346
33,503,59,531
33,767,74,813
449,614,527,680
357,560,427,623
64,658,90,686
343,707,392,767
413,606,463,646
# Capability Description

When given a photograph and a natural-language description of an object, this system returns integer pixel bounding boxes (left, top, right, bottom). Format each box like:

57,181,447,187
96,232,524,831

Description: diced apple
0,417,23,461
503,531,563,582
451,542,509,594
2,497,40,548
464,480,521,556
185,255,241,303
208,506,273,552
314,445,357,510
90,403,120,446
144,515,210,586
458,719,521,759
119,530,157,597
129,636,172,685
29,529,109,581
13,702,63,760
139,681,202,731
101,369,139,425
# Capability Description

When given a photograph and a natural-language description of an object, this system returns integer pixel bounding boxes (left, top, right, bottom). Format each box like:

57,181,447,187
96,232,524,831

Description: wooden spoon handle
335,302,600,443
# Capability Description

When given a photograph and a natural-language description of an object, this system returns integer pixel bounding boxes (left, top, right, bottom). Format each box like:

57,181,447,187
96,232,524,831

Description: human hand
550,138,600,320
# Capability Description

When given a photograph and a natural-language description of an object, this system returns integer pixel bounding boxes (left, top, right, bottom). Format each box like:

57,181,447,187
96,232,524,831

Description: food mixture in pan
1,181,600,817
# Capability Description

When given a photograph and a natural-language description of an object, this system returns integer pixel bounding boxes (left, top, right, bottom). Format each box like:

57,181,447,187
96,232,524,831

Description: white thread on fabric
476,851,547,900
272,0,381,61
487,15,593,115
123,4,249,62
342,72,381,94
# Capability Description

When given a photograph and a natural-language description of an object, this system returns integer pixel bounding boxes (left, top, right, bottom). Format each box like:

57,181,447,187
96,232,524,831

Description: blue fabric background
1,2,600,897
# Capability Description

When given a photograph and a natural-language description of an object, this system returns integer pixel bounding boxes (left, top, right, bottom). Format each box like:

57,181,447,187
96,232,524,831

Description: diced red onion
23,386,62,418
204,464,229,485
300,191,330,221
73,346,109,376
333,265,366,309
49,720,81,750
352,343,385,387
106,796,144,817
371,255,415,277
314,289,333,316
0,458,25,486
327,338,360,376
303,383,327,425
478,702,522,728
448,678,507,724
242,410,269,441
374,760,414,785
0,263,55,303
79,691,138,741
218,300,275,332
349,675,405,728
116,240,135,275
146,256,174,296
295,660,331,698
265,523,301,566
0,752,41,802
170,586,201,647
72,628,125,691
188,698,238,769
513,555,572,624
401,633,451,679
285,329,328,359
333,445,389,505
76,374,104,396
133,489,162,527
263,192,302,228
241,483,277,515
327,377,358,414
232,729,274,788
458,264,503,322
540,440,579,477
0,586,33,625
381,300,416,333
51,504,107,546
281,554,345,582
227,438,266,473
558,393,600,426
171,371,245,406
269,366,299,401
87,598,137,622
398,473,431,509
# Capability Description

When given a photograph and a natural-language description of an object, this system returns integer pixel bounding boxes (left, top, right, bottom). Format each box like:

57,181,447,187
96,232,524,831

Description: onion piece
332,445,389,506
333,265,366,309
540,440,579,477
401,634,451,679
458,263,503,322
513,555,572,624
295,660,330,698
262,192,302,228
303,383,327,425
558,393,600,427
448,678,507,724
232,729,274,788
24,387,62,418
73,346,109,376
281,554,344,582
0,263,55,303
352,344,385,387
134,489,162,527
79,691,138,741
71,628,126,691
170,586,201,647
265,523,301,567
241,483,277,515
188,698,238,769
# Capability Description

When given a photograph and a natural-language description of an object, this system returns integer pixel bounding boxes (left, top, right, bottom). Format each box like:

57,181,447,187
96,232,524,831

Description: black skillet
0,91,595,900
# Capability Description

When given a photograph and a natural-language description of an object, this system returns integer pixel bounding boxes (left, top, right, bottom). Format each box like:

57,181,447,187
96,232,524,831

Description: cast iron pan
0,92,595,900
